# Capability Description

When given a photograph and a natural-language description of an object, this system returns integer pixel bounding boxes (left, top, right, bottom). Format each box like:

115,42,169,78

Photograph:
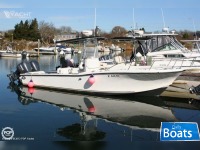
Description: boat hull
0,53,21,58
34,47,57,55
19,71,182,95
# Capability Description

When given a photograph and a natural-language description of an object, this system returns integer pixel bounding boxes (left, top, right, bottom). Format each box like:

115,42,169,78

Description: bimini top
55,36,106,44
111,36,152,42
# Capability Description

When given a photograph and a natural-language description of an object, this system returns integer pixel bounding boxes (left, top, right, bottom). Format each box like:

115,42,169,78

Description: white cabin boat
133,30,200,67
110,34,200,71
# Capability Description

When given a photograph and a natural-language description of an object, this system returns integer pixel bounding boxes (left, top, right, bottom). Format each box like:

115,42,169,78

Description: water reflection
7,82,200,141
0,55,58,72
0,57,22,73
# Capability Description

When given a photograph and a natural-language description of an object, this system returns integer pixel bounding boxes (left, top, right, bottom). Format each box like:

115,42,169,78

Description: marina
0,56,200,144
1,2,200,149
8,36,184,95
2,30,200,148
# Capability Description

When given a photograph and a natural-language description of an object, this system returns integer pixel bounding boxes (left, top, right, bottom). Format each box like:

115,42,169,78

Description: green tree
13,20,24,40
29,18,41,41
23,20,29,39
182,33,189,39
13,18,41,41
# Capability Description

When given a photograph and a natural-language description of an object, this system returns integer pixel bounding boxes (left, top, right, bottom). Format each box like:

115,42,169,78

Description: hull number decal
108,75,119,77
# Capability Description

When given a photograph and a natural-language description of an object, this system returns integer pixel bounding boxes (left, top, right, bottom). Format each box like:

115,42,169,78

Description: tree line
10,19,74,43
2,18,200,44
13,18,41,41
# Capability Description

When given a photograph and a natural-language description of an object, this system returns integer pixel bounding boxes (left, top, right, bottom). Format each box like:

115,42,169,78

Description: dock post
38,39,40,56
53,39,57,55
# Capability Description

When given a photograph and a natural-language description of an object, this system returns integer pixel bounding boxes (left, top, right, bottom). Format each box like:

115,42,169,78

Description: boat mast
94,8,96,37
132,8,136,30
132,8,136,63
94,8,98,57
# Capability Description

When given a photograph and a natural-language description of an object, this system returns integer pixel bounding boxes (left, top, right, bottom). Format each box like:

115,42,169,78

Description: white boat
60,47,73,54
132,30,200,66
108,32,200,72
34,46,58,55
109,44,124,56
8,37,183,95
97,45,110,53
0,50,7,53
0,50,21,58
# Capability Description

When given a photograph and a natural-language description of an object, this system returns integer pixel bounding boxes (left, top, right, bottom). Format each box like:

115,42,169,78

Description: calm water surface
1,55,200,149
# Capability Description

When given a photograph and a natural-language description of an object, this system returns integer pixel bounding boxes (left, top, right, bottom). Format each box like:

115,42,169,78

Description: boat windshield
139,35,188,53
153,43,177,52
82,38,99,59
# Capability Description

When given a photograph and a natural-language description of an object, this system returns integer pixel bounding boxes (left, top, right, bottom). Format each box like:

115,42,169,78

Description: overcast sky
0,0,200,32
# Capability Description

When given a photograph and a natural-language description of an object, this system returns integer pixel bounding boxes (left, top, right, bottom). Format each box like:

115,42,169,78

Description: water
1,55,200,149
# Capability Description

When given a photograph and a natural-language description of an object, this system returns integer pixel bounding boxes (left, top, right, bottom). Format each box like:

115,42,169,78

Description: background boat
0,50,22,58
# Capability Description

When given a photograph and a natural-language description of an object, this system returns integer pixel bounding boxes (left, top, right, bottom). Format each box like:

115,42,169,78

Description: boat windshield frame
82,38,99,59
138,35,188,53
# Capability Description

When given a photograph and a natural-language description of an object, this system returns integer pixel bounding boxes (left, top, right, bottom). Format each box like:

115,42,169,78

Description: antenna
94,8,96,36
132,8,135,30
192,19,198,40
161,8,166,28
161,8,169,33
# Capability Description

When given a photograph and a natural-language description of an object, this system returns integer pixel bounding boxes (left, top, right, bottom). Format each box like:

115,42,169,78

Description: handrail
166,58,172,67
180,58,185,68
149,60,156,70
172,59,178,68
190,58,196,67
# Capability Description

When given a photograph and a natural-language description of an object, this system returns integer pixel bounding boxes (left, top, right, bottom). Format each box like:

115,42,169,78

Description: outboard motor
189,85,200,94
21,51,27,60
16,60,32,74
30,60,40,71
7,60,32,82
7,71,19,82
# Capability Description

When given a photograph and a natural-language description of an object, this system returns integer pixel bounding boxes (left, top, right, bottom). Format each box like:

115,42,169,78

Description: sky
0,0,200,32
